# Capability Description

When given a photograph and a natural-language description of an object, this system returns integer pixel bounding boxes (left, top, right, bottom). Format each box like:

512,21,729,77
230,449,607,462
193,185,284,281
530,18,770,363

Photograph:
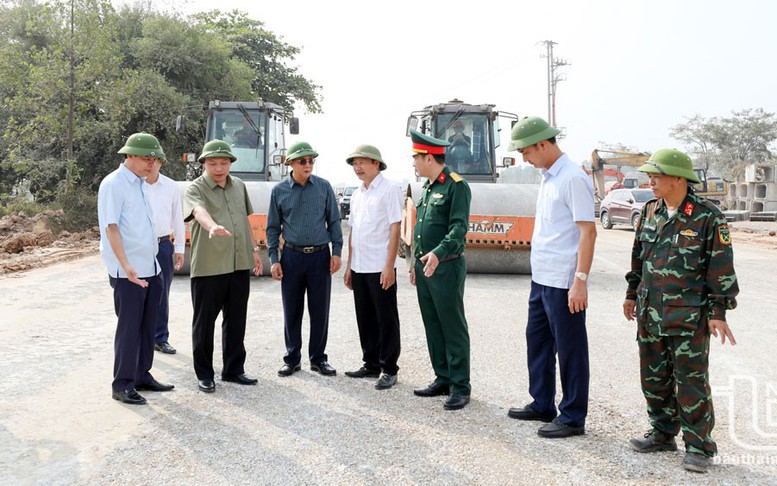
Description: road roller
400,100,539,274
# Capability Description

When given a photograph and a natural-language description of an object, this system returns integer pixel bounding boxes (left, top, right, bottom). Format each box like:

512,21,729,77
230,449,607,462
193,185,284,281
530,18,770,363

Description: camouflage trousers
637,321,716,457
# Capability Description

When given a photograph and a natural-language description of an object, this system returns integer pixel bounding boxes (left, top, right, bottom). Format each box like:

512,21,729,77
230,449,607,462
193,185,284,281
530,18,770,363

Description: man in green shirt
183,140,263,394
408,130,472,410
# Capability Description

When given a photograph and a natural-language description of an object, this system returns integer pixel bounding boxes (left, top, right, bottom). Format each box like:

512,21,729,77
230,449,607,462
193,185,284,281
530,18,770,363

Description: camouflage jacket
625,192,738,336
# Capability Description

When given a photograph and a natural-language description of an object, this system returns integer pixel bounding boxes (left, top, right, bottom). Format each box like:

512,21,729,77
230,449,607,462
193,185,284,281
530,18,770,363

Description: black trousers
109,274,162,392
191,270,250,380
351,270,401,375
281,247,331,365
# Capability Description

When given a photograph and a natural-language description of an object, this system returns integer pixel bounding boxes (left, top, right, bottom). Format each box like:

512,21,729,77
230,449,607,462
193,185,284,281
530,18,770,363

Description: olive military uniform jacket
625,192,739,336
413,166,471,260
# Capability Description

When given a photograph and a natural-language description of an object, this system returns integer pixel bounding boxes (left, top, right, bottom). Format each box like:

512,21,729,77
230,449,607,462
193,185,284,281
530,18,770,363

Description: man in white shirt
145,157,185,354
505,117,597,438
342,145,403,389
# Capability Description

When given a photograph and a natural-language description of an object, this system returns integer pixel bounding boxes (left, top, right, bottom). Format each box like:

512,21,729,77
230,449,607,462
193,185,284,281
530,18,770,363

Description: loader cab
203,101,298,182
407,100,519,184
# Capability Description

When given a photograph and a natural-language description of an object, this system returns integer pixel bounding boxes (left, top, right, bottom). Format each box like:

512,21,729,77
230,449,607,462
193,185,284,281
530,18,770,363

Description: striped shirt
266,173,343,265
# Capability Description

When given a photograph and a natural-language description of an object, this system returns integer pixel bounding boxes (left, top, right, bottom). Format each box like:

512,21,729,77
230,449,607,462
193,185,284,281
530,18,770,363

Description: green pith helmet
638,149,700,183
507,116,561,151
346,144,387,171
197,139,236,163
286,141,318,164
117,132,166,160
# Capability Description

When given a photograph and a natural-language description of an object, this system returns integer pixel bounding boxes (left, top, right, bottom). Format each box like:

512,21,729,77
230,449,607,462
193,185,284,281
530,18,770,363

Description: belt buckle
303,246,315,254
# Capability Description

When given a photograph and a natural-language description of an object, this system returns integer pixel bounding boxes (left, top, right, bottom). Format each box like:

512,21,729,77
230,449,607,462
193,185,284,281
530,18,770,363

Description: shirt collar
118,163,143,185
203,172,232,189
424,166,450,188
543,153,569,178
361,172,384,191
288,171,316,187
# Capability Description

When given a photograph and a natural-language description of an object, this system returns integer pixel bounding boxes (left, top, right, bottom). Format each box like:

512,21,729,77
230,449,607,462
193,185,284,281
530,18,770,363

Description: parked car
339,186,357,219
599,188,655,230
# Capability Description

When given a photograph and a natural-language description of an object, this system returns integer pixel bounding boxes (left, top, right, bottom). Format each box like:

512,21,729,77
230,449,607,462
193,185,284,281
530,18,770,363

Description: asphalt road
1,226,775,485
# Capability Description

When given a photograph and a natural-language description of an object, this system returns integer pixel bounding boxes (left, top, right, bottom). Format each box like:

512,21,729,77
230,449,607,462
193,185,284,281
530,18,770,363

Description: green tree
194,9,323,113
0,1,323,220
671,108,777,179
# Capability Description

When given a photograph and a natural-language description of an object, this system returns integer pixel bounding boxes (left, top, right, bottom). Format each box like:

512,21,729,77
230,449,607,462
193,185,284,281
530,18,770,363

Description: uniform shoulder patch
449,172,463,183
718,224,731,245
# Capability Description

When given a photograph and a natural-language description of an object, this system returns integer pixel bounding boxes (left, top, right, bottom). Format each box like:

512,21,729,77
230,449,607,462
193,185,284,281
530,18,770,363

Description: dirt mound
0,210,99,275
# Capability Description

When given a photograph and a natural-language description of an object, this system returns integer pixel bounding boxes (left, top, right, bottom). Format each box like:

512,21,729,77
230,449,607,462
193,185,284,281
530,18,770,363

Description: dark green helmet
638,149,700,183
507,116,561,151
198,139,236,163
286,141,318,165
117,132,166,160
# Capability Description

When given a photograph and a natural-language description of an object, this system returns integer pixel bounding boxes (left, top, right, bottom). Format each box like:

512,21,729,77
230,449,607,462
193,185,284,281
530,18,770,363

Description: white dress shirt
530,153,595,289
348,173,404,273
145,173,186,254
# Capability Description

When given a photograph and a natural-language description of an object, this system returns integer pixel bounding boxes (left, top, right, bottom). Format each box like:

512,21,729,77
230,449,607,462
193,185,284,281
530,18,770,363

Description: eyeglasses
295,157,316,165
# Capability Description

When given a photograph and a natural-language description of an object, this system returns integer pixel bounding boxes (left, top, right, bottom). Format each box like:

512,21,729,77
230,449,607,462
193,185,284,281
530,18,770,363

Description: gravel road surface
1,226,776,485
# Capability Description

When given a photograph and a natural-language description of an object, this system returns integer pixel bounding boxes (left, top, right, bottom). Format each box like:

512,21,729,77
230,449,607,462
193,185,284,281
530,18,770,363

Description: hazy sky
151,0,777,186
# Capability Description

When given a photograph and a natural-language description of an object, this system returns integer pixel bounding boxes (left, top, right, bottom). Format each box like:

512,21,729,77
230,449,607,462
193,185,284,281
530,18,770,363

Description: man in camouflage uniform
408,130,472,411
623,148,738,473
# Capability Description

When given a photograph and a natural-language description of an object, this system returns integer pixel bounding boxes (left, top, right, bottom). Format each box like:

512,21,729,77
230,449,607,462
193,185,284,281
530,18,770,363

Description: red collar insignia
683,202,694,216
437,172,446,184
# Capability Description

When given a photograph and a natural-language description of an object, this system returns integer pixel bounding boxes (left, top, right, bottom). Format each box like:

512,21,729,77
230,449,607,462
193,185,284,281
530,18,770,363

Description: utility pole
539,40,570,130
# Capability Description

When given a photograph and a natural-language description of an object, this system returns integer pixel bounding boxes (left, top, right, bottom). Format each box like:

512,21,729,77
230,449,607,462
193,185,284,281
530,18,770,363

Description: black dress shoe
198,379,216,393
507,404,555,422
310,361,336,376
375,373,397,390
444,394,470,410
413,382,450,397
537,418,585,438
112,388,147,405
344,366,381,378
136,378,175,392
222,373,258,385
154,342,176,354
278,363,301,377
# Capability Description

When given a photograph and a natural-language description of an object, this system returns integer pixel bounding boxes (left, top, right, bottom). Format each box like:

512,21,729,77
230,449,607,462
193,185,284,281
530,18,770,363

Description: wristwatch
575,272,588,282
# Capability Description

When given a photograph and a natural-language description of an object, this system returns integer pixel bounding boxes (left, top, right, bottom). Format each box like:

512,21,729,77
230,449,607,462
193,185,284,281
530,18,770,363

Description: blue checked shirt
266,173,343,265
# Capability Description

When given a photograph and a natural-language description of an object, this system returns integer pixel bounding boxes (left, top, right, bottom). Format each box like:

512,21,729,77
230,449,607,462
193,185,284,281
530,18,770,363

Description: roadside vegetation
0,0,322,230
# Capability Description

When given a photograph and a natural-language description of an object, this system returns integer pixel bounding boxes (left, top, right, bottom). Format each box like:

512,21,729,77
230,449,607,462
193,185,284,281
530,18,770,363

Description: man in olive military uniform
623,149,738,473
408,130,472,411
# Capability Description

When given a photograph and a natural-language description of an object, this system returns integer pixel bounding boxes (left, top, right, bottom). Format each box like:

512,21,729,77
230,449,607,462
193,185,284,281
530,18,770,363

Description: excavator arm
590,149,650,200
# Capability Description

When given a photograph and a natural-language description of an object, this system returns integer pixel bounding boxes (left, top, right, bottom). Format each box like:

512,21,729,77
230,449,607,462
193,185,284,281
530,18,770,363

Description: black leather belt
439,253,462,263
284,243,328,254
158,235,170,243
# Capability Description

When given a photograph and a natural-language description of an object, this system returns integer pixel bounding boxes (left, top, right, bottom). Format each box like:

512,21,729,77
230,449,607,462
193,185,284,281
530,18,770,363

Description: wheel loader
174,100,299,274
401,100,539,274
